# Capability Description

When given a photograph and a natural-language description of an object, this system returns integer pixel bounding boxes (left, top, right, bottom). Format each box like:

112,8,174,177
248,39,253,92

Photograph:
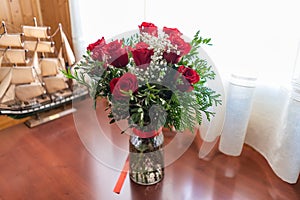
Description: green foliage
176,31,222,127
123,33,140,47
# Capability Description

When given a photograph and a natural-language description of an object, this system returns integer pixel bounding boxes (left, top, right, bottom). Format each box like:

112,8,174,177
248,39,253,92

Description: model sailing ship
0,20,87,117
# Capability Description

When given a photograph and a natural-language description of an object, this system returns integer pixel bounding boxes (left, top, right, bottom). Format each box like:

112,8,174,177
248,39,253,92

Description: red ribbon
132,127,162,138
113,155,129,194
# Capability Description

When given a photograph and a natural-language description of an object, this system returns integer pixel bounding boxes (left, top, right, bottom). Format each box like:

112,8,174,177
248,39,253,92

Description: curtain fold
220,79,300,184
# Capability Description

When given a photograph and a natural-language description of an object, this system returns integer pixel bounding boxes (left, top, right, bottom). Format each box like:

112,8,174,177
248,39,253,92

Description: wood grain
0,0,12,24
0,116,31,131
39,0,73,52
0,99,299,200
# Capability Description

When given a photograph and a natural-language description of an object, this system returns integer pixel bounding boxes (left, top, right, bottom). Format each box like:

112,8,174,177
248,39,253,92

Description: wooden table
0,99,299,200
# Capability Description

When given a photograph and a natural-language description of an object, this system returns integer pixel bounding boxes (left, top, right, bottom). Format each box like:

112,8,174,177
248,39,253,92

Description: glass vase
129,130,164,185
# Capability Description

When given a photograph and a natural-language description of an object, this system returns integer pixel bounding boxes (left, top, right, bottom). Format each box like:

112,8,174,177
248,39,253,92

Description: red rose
178,65,200,84
88,37,106,61
110,73,138,100
139,22,158,37
163,51,181,64
175,65,200,92
163,27,182,36
168,35,191,56
131,42,154,69
103,40,129,68
109,77,120,94
87,37,105,51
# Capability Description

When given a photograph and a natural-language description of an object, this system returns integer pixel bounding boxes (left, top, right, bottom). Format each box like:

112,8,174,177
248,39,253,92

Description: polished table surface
0,99,299,200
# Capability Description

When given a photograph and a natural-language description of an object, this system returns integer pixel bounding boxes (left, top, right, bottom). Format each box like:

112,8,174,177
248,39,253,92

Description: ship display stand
0,19,88,127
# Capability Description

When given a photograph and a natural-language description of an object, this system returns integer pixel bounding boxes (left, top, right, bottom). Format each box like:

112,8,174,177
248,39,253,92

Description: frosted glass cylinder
219,74,256,156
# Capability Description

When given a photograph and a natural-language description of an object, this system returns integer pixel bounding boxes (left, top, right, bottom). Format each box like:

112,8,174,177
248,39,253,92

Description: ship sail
11,67,35,84
1,84,15,103
0,33,23,47
0,67,11,81
0,49,28,65
22,25,50,39
59,24,75,65
23,41,55,53
0,68,12,101
15,83,45,102
43,76,68,94
40,58,60,77
40,57,72,98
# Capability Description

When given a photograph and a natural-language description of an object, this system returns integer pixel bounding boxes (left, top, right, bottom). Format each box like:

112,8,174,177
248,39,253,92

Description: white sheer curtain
69,0,300,183
75,0,300,82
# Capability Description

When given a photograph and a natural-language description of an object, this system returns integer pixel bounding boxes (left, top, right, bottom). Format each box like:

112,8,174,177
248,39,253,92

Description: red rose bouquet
65,22,221,134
